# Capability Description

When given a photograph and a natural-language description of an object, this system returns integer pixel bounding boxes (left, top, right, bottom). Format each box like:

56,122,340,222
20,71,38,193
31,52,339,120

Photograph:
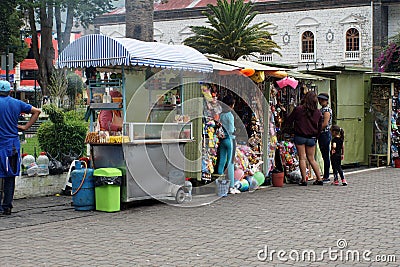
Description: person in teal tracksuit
215,94,240,195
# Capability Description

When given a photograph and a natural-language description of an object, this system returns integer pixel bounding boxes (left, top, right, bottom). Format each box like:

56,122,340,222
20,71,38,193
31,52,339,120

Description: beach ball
254,172,265,186
239,179,249,192
234,180,241,189
246,176,259,190
234,168,244,181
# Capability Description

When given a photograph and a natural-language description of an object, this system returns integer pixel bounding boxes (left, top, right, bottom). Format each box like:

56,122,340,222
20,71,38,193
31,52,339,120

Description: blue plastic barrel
71,161,95,211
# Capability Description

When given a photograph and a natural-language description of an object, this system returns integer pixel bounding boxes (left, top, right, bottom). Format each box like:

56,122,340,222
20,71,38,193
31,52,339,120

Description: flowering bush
375,35,400,73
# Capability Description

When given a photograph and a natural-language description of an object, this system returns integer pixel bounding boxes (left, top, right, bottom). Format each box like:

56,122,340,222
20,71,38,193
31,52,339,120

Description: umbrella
276,77,299,89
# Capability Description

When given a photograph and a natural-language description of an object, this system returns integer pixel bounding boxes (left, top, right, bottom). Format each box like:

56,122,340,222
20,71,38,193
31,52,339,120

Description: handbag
216,126,226,139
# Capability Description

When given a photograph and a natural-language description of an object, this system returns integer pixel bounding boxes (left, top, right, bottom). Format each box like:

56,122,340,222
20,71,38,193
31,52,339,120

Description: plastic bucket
272,172,284,187
71,166,95,211
215,179,230,197
395,159,400,168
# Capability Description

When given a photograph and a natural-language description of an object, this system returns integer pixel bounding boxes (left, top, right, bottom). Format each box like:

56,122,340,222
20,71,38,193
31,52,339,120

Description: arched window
301,31,315,61
346,28,359,51
302,31,314,53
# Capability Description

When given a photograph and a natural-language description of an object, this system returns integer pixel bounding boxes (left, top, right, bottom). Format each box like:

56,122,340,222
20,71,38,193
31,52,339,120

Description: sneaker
333,180,339,186
229,188,237,194
234,188,241,194
322,178,330,183
299,181,308,186
341,179,347,186
312,180,324,185
2,208,11,215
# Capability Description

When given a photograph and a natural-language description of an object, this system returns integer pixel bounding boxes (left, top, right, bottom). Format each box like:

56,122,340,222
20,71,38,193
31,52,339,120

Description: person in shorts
285,91,324,186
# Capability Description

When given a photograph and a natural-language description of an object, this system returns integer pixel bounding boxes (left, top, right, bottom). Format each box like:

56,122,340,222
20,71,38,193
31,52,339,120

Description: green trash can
93,168,122,212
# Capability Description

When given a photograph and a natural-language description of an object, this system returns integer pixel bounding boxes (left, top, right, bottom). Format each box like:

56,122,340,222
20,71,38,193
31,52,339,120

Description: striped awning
56,34,213,72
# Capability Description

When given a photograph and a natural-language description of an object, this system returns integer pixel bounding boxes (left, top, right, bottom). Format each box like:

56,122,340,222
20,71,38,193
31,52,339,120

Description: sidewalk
1,166,390,230
1,166,398,266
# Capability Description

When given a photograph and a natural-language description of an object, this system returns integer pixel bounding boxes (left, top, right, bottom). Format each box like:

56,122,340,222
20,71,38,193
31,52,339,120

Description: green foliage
21,136,40,156
0,0,29,64
183,0,280,60
42,104,65,124
38,104,88,160
67,72,84,95
375,32,400,73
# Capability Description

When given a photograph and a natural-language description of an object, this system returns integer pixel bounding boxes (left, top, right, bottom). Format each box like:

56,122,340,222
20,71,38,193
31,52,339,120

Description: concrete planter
15,173,66,199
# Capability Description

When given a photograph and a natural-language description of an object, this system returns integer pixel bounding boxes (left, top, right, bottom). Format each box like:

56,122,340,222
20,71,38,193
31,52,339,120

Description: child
330,125,347,186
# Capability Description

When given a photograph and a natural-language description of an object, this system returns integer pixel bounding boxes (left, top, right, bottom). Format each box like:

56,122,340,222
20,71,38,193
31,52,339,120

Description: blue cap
0,81,11,92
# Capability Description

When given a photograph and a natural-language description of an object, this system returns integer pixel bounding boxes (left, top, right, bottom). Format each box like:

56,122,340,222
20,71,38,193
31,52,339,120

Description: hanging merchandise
276,76,299,89
201,84,222,181
250,70,265,83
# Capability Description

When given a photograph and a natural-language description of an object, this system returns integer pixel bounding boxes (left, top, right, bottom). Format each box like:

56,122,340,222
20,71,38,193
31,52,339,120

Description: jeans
0,176,15,212
216,137,235,189
331,156,345,181
318,131,332,179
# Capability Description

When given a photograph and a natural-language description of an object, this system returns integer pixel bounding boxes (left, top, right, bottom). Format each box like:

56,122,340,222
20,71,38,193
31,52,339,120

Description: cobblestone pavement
1,167,399,266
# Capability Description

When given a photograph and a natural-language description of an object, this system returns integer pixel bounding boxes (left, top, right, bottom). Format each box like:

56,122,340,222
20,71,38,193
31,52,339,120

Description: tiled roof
103,0,279,15
155,0,195,10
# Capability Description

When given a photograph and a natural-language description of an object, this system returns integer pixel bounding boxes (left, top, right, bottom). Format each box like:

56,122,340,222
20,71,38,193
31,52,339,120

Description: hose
71,161,88,196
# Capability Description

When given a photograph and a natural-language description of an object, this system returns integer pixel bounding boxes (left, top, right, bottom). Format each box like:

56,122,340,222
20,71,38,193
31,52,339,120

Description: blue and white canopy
56,34,213,72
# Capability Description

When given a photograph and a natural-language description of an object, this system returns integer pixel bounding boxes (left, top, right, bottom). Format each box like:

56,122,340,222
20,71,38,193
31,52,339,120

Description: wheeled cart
90,122,192,204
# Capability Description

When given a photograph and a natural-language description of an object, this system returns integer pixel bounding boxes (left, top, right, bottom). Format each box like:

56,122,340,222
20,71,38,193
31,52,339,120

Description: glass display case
123,122,192,142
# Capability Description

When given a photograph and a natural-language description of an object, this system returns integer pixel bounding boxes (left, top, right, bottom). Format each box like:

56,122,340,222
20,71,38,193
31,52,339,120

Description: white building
94,0,400,70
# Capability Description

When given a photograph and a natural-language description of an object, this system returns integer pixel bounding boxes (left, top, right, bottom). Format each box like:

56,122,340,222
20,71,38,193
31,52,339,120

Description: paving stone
0,167,399,266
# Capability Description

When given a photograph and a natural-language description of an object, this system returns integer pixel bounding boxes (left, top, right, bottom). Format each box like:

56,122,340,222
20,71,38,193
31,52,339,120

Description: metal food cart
56,34,212,203
90,122,193,203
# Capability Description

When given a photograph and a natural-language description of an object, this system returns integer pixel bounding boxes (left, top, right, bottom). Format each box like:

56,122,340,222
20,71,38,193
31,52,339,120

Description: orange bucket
272,172,284,187
394,158,400,168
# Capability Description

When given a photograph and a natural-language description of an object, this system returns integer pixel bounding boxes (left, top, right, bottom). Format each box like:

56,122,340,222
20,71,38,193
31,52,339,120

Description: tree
19,0,115,96
125,0,154,41
48,69,68,107
375,32,400,73
55,0,115,53
183,0,280,60
0,0,28,69
66,72,84,110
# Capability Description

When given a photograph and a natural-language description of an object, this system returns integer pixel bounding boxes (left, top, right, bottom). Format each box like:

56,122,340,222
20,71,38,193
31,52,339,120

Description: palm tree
183,0,280,60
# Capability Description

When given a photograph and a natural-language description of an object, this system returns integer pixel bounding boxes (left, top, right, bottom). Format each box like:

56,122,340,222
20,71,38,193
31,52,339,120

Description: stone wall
14,174,66,199
100,6,374,70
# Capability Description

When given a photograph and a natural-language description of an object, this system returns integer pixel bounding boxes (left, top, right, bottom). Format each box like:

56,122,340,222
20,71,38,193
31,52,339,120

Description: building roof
104,0,279,15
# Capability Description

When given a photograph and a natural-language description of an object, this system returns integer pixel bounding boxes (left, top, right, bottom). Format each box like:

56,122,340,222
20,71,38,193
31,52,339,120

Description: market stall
369,74,400,167
267,71,332,183
198,58,285,189
57,34,212,203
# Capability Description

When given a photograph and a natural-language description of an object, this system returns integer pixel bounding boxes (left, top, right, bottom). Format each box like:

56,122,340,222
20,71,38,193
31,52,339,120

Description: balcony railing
258,54,273,62
344,51,360,60
300,53,315,62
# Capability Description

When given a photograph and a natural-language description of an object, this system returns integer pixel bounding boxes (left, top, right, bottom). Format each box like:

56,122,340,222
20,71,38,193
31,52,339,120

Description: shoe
299,181,308,186
229,188,237,194
333,180,339,186
234,188,241,194
322,178,330,183
2,208,11,215
341,179,347,186
312,180,324,185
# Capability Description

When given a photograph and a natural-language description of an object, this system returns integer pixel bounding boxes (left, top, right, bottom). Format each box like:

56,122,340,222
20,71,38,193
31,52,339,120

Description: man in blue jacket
0,80,41,215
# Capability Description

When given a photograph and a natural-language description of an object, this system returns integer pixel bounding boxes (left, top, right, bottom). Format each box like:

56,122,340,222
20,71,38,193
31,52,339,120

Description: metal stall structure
57,34,213,203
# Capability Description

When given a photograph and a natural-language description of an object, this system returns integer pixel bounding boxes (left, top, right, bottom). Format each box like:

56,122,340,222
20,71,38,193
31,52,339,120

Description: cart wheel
175,188,186,204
